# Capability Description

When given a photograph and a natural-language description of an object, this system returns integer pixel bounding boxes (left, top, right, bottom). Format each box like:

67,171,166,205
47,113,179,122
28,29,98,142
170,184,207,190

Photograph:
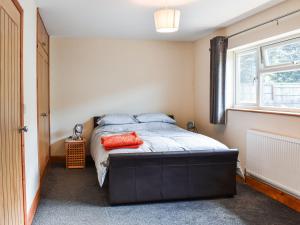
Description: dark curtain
210,36,228,124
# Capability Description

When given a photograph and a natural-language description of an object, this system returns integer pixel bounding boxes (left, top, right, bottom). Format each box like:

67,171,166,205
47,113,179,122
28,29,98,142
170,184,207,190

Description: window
262,39,300,67
234,36,300,111
236,50,258,105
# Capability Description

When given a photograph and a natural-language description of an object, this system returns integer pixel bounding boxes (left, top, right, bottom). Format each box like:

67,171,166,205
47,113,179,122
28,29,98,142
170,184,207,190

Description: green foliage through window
268,70,300,83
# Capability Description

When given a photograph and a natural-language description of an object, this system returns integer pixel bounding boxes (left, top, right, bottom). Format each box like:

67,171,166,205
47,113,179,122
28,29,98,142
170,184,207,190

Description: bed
90,114,238,205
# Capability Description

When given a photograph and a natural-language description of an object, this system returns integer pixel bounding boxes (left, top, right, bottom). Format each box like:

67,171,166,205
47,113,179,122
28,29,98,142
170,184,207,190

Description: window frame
233,34,300,113
234,48,260,107
261,37,300,69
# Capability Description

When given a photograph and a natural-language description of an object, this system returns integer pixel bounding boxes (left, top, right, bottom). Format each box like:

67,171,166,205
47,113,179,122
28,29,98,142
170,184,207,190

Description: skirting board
27,187,40,225
237,175,300,212
50,155,66,163
40,157,49,184
27,158,49,225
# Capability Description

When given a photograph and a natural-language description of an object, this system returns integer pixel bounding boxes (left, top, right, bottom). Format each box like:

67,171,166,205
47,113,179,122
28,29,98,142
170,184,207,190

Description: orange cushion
101,132,143,151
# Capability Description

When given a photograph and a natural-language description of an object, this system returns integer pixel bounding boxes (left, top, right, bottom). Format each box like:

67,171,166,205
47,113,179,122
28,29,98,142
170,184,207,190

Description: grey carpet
33,163,300,225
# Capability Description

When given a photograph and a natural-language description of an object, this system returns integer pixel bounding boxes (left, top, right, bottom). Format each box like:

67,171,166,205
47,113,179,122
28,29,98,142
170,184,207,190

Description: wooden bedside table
65,138,86,169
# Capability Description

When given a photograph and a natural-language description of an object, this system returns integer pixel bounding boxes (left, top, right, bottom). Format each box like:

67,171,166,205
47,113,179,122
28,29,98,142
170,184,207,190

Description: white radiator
246,130,300,198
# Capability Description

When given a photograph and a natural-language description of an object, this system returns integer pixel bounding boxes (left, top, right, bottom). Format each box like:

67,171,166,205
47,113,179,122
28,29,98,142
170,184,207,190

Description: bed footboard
108,150,238,205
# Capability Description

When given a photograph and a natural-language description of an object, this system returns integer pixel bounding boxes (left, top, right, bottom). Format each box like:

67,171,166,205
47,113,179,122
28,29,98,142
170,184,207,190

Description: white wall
19,0,39,214
194,0,300,170
50,38,195,156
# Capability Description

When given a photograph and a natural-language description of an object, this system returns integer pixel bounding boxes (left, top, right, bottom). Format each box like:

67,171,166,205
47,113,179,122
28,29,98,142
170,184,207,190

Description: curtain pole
226,9,300,39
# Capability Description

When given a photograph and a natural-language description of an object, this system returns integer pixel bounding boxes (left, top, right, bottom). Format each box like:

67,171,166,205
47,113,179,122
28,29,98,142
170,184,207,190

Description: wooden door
37,12,49,178
0,0,25,224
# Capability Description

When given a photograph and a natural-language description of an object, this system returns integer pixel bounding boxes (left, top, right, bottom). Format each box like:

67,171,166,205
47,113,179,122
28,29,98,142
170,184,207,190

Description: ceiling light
154,8,180,33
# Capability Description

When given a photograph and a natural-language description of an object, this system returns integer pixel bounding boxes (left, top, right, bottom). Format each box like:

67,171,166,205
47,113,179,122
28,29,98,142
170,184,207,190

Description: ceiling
35,0,285,41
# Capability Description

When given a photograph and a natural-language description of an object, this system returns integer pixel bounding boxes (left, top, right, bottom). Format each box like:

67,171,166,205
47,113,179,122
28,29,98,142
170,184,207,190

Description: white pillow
97,114,138,126
135,113,176,124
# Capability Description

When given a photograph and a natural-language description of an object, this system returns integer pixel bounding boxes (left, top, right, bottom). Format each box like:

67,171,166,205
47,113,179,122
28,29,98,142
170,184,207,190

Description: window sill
227,108,300,118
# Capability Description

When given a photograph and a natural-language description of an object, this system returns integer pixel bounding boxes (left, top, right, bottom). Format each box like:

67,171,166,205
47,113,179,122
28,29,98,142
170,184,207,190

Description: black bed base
108,149,238,205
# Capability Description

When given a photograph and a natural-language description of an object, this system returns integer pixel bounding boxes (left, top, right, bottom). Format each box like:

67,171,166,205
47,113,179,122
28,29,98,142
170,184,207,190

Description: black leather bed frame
93,116,238,205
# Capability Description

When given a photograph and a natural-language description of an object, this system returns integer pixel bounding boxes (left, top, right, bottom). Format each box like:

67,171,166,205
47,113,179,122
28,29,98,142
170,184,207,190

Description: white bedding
90,122,229,187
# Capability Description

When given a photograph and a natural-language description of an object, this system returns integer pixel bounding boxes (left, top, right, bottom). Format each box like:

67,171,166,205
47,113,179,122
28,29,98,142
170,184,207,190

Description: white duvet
90,122,229,187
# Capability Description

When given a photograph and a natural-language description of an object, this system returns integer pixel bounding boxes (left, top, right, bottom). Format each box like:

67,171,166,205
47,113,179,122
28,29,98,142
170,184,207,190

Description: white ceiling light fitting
154,7,181,33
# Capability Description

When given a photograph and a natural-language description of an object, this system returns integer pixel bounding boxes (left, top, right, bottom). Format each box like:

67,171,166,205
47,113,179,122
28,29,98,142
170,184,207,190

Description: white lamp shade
154,9,180,33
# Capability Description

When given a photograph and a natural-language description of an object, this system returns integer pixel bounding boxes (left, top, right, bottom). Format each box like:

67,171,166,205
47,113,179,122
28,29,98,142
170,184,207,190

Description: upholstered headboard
93,114,175,128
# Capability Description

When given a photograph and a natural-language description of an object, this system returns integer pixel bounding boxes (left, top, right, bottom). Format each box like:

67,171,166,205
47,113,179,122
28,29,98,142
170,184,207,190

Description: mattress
90,122,229,187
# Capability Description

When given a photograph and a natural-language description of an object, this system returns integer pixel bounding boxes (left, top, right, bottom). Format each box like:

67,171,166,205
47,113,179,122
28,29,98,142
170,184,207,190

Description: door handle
19,126,28,133
40,112,47,117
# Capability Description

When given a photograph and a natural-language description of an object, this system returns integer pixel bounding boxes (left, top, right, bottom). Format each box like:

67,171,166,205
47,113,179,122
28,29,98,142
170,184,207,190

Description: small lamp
73,124,83,140
187,121,198,133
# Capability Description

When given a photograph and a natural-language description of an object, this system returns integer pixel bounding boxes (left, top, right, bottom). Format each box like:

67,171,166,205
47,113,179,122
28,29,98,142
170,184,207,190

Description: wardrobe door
0,0,25,224
37,12,50,178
